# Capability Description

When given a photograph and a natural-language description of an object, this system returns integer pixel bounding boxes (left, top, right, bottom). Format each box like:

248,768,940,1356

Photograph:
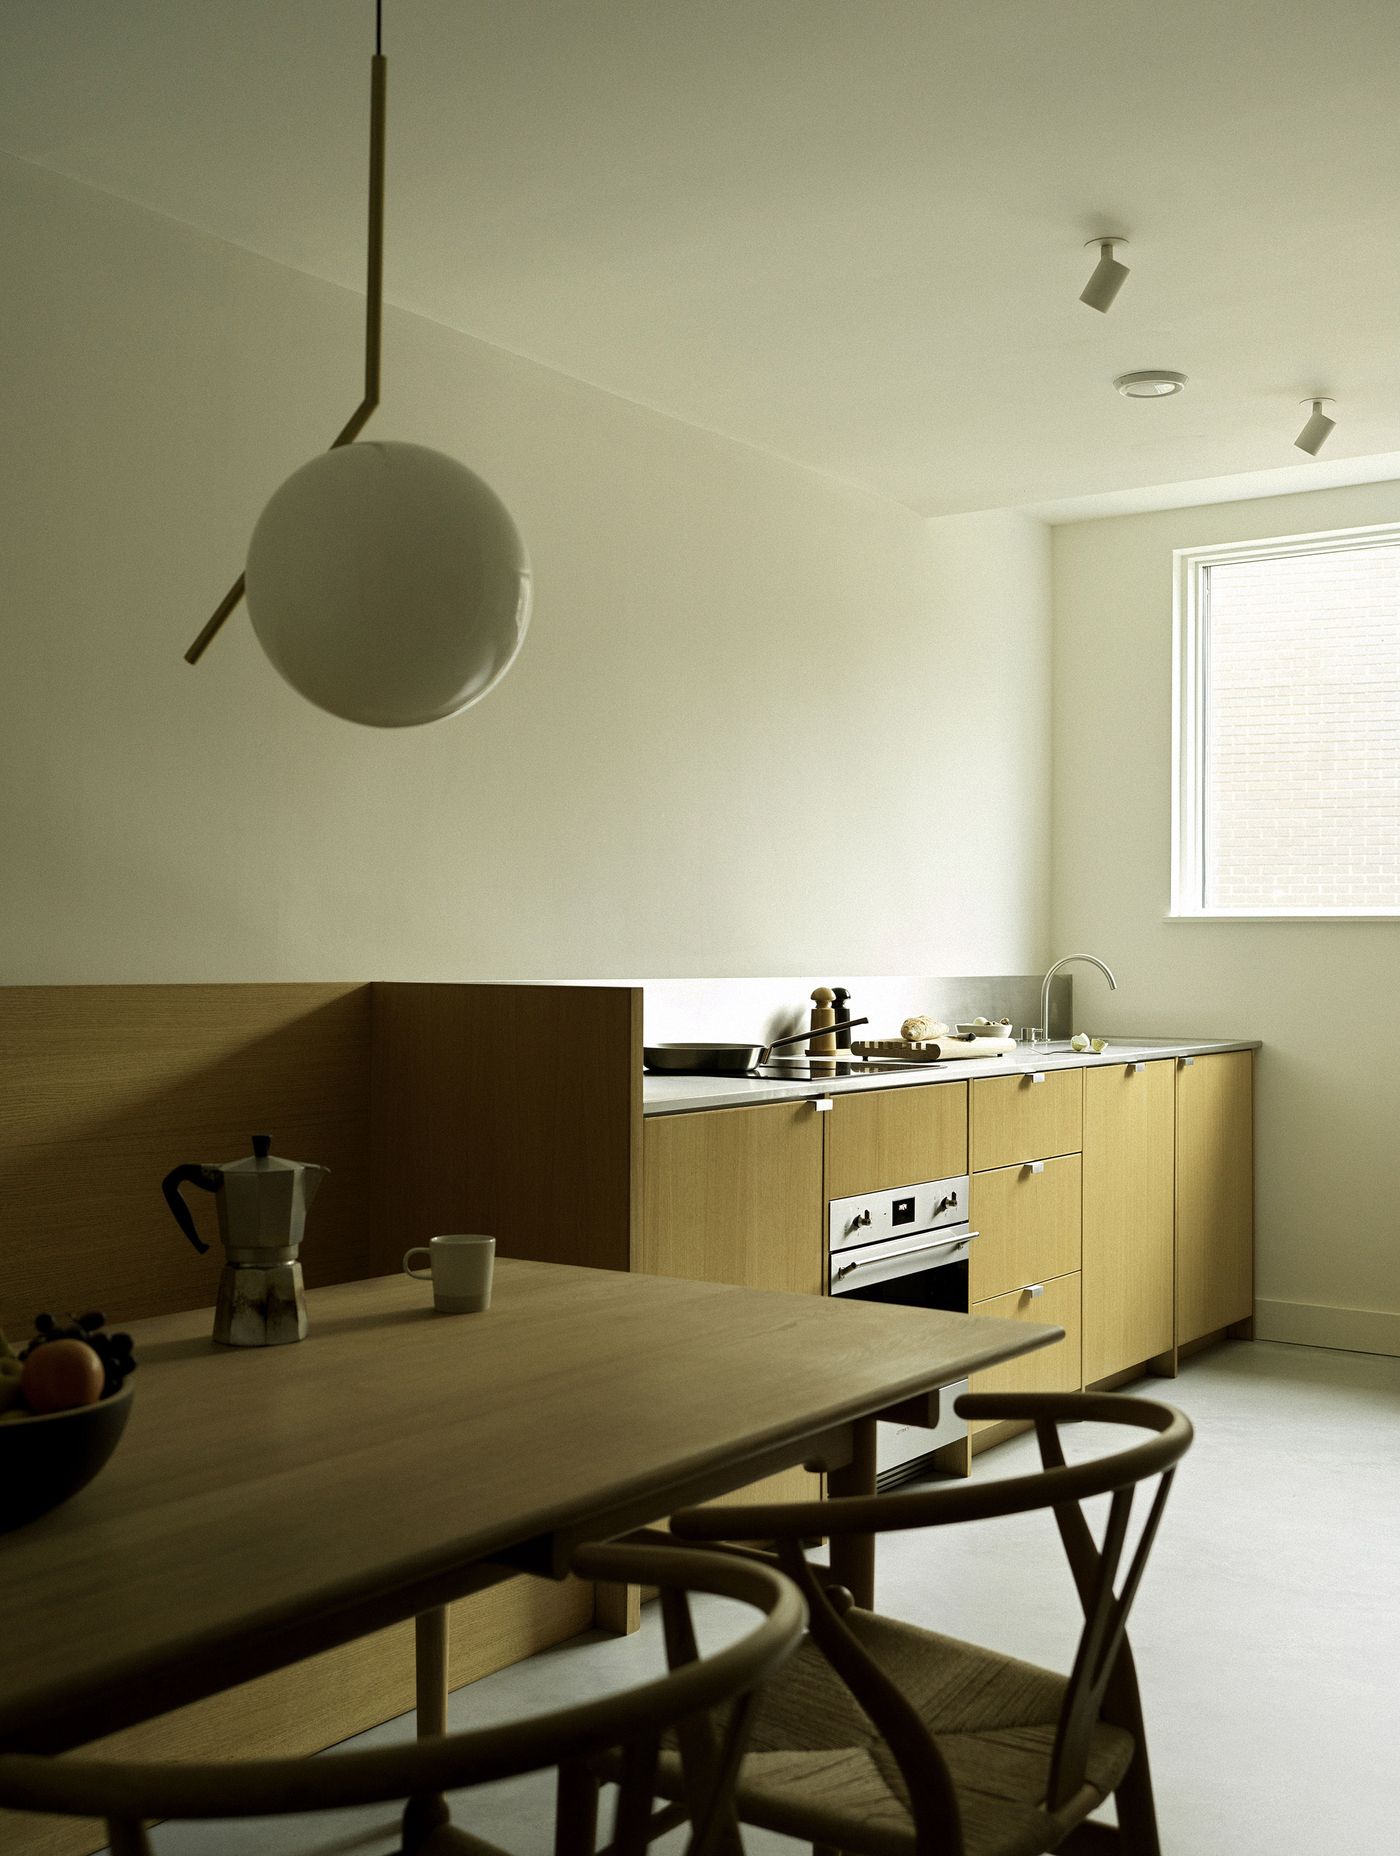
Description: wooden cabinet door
824,1082,968,1200
1176,1051,1254,1345
640,1101,825,1506
639,1101,823,1295
1082,1061,1174,1383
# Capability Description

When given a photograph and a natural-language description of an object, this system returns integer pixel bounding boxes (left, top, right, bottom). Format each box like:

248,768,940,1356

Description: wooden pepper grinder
832,986,853,1049
809,986,838,1056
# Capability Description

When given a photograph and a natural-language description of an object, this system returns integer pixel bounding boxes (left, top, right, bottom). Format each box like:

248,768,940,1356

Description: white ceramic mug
403,1234,495,1314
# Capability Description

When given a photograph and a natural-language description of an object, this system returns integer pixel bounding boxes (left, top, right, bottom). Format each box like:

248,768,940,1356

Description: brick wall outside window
1204,543,1400,910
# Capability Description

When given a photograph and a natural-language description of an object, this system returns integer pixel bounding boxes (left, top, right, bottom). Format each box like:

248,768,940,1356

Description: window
1173,525,1400,917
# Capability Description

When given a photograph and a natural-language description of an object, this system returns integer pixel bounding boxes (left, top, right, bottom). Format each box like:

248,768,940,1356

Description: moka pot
161,1135,329,1346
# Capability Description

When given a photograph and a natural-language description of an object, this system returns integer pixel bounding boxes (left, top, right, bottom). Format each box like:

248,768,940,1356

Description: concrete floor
146,1340,1400,1854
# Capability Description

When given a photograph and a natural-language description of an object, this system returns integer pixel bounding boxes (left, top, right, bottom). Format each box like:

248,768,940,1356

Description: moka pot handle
161,1164,222,1255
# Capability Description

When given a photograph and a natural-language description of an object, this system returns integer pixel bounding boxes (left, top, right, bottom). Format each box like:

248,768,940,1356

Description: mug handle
403,1246,433,1281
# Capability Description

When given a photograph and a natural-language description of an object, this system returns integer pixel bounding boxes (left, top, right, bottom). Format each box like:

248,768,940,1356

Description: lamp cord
184,0,388,665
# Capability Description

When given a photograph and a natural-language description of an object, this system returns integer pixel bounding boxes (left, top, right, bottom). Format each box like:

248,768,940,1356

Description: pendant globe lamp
184,3,531,727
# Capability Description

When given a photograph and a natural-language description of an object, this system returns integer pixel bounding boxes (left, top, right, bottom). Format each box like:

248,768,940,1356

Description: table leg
593,1580,642,1635
403,1609,452,1853
827,1415,878,1609
415,1607,449,1736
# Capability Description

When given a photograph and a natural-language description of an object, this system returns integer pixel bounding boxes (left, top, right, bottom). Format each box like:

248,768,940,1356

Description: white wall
1053,482,1400,1354
1,155,1051,986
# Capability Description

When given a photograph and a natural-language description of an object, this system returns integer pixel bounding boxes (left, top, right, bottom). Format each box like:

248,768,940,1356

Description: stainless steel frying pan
643,1016,869,1076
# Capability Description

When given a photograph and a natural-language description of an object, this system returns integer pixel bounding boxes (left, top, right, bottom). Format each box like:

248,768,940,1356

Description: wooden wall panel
370,983,642,1273
0,981,620,1856
0,985,374,1335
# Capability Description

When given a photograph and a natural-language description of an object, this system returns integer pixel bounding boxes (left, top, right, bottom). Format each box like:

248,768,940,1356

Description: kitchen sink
1025,1036,1193,1056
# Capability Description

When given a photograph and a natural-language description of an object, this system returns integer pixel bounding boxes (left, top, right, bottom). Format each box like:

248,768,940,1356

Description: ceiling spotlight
1294,397,1337,456
1113,370,1187,398
1080,237,1129,313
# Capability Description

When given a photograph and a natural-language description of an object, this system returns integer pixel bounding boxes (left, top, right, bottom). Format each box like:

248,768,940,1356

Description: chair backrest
669,1391,1193,1852
0,1540,806,1856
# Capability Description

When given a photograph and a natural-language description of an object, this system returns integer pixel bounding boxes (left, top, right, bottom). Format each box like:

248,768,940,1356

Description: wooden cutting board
853,1036,1017,1061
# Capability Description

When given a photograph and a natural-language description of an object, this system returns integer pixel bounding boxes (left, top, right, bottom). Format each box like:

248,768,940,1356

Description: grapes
20,1311,137,1398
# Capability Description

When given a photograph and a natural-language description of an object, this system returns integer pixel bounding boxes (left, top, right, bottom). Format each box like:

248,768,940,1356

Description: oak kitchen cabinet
965,1076,1085,1447
639,1098,824,1296
640,1049,1254,1471
1176,1049,1254,1346
640,1097,825,1501
367,990,1253,1433
1082,1060,1175,1383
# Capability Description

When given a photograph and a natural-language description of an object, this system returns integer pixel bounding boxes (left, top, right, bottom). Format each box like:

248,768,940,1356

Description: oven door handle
832,1230,978,1290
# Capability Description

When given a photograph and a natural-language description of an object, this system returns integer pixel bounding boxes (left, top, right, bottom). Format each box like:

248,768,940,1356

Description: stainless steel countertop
643,1036,1261,1115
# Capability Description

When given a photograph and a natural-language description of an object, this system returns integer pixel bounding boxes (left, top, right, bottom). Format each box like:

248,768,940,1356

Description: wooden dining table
0,1258,1059,1761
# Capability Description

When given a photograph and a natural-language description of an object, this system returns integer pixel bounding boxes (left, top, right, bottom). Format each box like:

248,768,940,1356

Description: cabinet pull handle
1179,1055,1195,1067
812,1097,834,1113
1128,1061,1146,1075
1028,1072,1047,1085
1023,1160,1045,1175
1024,1282,1046,1299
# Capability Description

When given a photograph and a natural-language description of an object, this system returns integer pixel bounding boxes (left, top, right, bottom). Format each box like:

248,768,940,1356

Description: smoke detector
1114,370,1187,399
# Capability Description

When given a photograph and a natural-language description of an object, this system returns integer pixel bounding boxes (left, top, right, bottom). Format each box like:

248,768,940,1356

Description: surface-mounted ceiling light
1113,371,1187,398
1080,237,1129,313
184,2,531,727
1294,397,1337,456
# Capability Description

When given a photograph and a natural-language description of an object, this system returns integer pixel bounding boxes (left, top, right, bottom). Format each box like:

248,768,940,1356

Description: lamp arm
185,50,387,666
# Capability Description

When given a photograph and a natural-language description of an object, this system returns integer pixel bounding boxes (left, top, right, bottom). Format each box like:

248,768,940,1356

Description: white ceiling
5,0,1400,517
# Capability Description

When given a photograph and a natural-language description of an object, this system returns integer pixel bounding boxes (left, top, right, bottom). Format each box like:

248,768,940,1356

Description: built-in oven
829,1173,976,1486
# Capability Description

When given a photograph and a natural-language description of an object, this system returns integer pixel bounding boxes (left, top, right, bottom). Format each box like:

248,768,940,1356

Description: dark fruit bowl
0,1383,134,1534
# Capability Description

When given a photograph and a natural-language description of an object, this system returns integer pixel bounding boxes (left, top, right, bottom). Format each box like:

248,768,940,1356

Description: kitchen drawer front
824,1081,967,1200
969,1068,1083,1172
968,1271,1081,1431
969,1154,1081,1302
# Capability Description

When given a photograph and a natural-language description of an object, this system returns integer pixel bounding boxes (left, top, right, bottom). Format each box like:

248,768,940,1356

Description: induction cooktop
751,1057,945,1080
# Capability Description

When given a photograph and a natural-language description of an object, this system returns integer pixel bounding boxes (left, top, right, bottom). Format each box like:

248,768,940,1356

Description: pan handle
764,1016,869,1056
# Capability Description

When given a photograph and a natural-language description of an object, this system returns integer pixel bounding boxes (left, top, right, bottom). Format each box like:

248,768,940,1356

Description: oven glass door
830,1225,975,1478
830,1227,972,1313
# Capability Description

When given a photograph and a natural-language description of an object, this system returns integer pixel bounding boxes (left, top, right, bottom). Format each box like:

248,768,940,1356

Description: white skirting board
1254,1298,1400,1359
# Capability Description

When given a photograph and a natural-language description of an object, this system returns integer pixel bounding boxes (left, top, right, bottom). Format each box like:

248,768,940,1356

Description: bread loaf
900,1014,949,1044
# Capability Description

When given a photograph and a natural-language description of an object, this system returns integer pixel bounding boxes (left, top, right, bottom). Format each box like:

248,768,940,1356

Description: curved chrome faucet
1034,953,1118,1044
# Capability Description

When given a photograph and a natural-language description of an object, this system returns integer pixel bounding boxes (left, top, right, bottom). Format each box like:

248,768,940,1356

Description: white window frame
1171,519,1400,920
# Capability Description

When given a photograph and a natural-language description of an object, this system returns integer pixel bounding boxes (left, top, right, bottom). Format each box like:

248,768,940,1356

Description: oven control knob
850,1209,872,1232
